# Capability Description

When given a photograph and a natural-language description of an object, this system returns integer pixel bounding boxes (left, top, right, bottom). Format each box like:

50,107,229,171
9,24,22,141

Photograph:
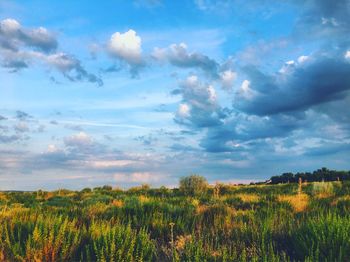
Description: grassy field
0,180,350,261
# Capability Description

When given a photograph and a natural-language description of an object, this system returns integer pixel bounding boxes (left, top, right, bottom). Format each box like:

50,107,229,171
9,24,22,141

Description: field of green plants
0,178,350,261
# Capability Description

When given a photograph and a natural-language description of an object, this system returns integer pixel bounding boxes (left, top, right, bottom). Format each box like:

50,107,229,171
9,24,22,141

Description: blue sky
0,0,349,190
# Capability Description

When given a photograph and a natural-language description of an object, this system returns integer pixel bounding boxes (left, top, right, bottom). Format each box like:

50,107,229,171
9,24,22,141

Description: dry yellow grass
44,192,54,200
196,204,209,215
139,195,150,203
175,235,192,251
111,199,124,208
86,203,109,217
0,204,30,219
236,193,260,203
315,192,333,199
278,193,309,212
0,192,7,201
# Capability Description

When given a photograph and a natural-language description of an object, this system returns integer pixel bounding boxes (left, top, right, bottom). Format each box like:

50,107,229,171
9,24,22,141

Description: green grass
0,181,349,261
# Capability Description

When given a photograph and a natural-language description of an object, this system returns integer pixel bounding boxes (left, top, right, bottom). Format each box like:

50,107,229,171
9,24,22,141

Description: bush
312,181,334,197
179,175,208,197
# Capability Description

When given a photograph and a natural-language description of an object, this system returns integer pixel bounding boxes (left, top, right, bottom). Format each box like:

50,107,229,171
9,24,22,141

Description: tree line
268,167,350,184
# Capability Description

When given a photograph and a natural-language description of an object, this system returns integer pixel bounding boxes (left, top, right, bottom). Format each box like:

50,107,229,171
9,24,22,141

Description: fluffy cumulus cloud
165,0,350,162
152,43,219,77
108,29,142,64
107,29,144,76
0,18,102,85
1,0,350,189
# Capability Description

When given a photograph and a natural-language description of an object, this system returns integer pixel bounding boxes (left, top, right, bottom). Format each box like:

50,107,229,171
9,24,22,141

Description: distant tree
268,168,350,184
81,187,92,193
102,185,112,191
179,175,208,196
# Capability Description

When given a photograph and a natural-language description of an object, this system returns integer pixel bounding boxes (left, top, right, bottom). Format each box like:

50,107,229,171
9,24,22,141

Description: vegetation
0,174,349,261
269,167,350,184
179,174,208,196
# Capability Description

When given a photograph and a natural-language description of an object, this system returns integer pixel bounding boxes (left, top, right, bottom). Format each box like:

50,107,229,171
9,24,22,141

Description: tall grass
0,181,349,261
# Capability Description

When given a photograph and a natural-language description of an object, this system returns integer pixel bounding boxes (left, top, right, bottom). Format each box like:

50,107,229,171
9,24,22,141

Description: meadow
0,178,350,261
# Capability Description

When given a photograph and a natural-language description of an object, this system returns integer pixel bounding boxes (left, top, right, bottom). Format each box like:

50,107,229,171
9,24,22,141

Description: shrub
312,181,334,197
179,175,208,197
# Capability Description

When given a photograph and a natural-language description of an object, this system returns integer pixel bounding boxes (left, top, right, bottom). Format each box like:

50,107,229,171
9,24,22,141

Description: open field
0,180,349,261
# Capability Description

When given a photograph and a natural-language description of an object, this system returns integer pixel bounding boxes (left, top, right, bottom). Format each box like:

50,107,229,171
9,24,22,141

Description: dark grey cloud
304,142,350,157
0,134,22,143
293,0,350,40
15,110,33,121
199,112,307,153
313,92,350,129
237,54,350,116
2,59,28,72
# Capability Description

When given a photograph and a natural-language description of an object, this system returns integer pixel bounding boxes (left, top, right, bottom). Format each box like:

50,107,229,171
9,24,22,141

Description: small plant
312,181,334,198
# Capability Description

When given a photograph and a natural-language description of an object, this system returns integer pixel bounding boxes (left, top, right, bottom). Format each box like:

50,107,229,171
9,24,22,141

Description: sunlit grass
0,181,349,261
277,193,309,212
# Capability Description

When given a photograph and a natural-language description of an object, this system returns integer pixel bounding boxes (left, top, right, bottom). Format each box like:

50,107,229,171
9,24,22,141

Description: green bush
179,175,208,197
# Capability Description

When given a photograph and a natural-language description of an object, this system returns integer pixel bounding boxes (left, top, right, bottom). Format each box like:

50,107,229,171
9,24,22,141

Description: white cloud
345,50,350,59
220,70,237,90
88,160,137,168
297,55,309,64
279,60,295,74
114,172,162,184
0,18,20,33
47,144,60,153
177,103,190,118
45,52,79,71
207,85,216,103
64,132,93,148
108,29,142,64
151,46,167,61
239,80,256,100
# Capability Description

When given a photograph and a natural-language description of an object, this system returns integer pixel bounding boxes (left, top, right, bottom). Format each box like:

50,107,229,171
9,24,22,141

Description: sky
0,0,349,190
